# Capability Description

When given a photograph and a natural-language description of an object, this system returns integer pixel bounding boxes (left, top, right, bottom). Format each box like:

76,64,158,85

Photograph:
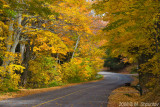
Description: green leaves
103,19,128,31
4,9,17,18
26,0,52,17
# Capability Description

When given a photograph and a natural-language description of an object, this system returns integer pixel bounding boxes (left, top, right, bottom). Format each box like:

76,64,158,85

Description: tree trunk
21,39,35,86
21,43,30,86
2,19,14,68
2,10,22,68
20,40,25,62
72,34,81,59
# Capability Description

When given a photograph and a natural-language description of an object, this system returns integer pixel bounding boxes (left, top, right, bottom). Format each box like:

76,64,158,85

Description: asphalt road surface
0,71,133,107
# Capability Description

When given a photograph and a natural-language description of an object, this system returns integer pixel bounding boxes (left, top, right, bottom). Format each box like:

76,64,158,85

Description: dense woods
0,0,105,90
93,0,160,102
0,0,160,103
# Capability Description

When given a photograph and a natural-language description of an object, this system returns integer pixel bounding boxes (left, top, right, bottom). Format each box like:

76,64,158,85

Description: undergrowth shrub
0,64,24,91
61,57,103,83
28,55,62,88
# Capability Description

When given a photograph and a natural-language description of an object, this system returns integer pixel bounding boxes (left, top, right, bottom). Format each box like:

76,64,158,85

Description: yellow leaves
34,31,68,55
54,76,62,82
0,0,103,89
111,49,120,57
4,51,15,57
33,47,40,52
50,47,56,53
62,54,104,82
8,64,25,73
3,5,9,8
49,0,92,34
58,15,63,20
73,57,83,65
59,3,65,7
97,39,108,47
123,58,135,63
140,53,160,75
0,64,23,91
85,27,92,34
0,37,4,40
49,15,56,20
42,23,46,27
0,21,8,30
62,37,74,51
28,55,61,87
63,25,70,30
0,66,5,74
0,9,3,14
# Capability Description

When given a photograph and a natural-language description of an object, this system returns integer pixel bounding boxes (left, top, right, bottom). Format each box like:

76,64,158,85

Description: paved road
0,71,133,107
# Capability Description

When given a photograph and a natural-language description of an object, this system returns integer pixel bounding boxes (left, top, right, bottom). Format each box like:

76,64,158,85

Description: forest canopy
93,0,160,101
0,0,105,90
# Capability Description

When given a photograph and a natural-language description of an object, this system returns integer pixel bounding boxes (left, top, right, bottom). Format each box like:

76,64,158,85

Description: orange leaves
59,3,65,7
62,36,74,51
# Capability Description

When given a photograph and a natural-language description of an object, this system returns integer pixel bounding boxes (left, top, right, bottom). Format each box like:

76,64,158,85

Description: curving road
0,71,133,107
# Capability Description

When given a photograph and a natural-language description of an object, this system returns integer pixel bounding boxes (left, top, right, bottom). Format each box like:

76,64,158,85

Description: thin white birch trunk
20,38,25,62
71,34,81,59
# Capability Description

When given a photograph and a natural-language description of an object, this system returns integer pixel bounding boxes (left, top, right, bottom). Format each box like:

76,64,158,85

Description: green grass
48,74,103,87
130,67,138,74
48,81,66,87
7,88,19,92
124,93,132,97
95,74,103,80
0,88,20,95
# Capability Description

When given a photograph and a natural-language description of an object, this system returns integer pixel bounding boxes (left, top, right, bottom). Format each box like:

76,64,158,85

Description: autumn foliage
0,0,105,91
93,0,160,100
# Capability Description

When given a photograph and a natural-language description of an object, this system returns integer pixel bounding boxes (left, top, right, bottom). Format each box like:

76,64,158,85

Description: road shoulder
0,77,103,101
107,75,140,107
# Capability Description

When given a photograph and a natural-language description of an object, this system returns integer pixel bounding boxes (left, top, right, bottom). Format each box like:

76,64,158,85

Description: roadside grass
48,81,67,87
95,74,103,80
63,74,104,83
0,74,103,101
107,75,140,107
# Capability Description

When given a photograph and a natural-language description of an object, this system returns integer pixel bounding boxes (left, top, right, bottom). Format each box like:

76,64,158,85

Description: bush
27,55,61,88
48,81,65,87
61,57,102,83
130,66,138,74
95,74,103,80
0,64,24,91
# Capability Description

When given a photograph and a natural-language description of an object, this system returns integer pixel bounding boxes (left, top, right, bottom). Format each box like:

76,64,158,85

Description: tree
93,0,160,95
0,0,105,90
